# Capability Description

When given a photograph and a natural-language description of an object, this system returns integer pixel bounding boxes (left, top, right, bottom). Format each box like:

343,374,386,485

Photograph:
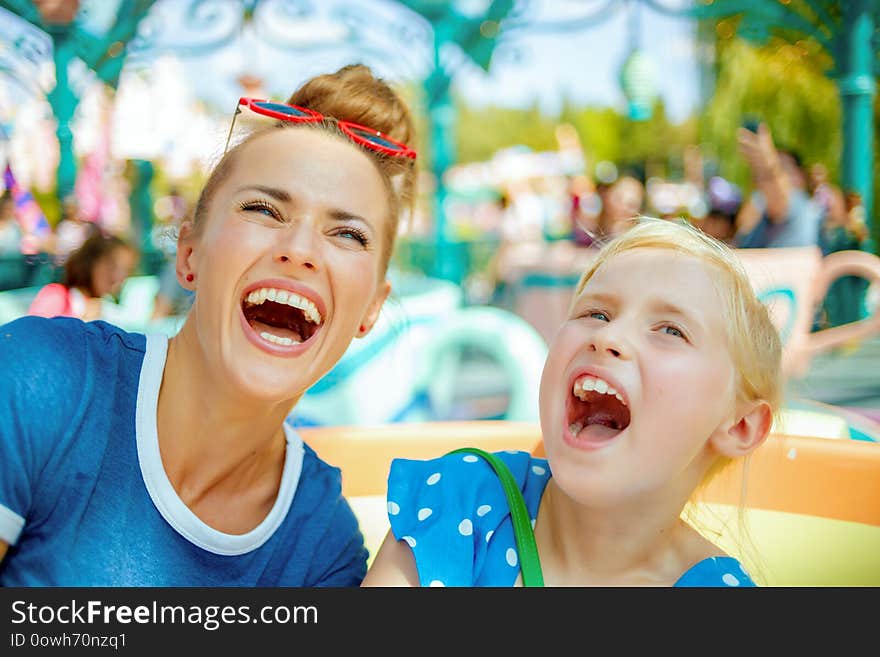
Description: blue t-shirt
387,451,756,587
0,316,367,586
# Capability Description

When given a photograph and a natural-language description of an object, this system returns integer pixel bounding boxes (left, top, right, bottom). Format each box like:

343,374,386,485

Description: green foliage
454,95,697,178
454,101,559,163
701,38,842,191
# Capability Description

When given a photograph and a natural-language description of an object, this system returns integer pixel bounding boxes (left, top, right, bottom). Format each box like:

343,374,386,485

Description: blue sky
166,0,702,123
0,0,702,137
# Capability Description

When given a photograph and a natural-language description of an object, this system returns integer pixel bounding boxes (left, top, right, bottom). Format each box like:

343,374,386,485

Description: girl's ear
711,400,773,458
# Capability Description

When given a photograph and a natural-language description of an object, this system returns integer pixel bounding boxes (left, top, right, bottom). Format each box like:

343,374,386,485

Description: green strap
448,447,544,587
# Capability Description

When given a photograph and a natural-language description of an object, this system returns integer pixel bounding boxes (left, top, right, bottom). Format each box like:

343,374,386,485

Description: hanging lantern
619,48,658,121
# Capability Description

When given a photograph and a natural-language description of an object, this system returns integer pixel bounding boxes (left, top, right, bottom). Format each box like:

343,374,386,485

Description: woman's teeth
260,331,299,346
572,375,626,404
244,287,322,324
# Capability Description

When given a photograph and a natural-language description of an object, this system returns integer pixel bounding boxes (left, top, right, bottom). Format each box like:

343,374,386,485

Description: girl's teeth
572,375,628,406
569,422,583,435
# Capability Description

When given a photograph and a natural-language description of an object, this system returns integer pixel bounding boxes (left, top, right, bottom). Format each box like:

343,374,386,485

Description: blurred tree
701,37,842,192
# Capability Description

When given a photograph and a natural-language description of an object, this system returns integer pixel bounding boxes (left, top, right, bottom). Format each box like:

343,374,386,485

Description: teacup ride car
301,420,880,586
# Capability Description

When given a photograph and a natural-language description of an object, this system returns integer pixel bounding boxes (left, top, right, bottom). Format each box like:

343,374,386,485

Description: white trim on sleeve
0,504,24,545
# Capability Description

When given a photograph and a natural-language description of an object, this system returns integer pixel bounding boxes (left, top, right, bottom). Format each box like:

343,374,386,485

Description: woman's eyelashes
238,199,371,248
332,225,370,247
239,199,283,222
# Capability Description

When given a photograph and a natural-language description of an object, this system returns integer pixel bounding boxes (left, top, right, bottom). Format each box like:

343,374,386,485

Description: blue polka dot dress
386,450,756,587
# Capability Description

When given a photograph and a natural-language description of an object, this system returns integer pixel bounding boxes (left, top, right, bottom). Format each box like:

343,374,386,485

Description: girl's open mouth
565,373,631,447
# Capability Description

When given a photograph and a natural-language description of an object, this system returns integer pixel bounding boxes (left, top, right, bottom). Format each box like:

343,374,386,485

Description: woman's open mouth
239,285,324,355
565,373,632,448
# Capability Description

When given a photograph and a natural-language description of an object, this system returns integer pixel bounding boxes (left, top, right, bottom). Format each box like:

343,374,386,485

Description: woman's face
91,246,135,298
178,128,392,402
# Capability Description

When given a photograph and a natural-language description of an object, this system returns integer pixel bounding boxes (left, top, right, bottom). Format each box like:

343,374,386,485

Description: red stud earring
185,274,194,282
359,325,366,333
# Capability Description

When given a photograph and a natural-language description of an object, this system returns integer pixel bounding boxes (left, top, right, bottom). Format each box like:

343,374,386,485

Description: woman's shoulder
1,315,145,362
675,556,757,587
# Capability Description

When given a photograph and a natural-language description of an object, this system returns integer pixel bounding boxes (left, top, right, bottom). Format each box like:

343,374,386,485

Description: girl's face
539,248,739,508
178,128,391,403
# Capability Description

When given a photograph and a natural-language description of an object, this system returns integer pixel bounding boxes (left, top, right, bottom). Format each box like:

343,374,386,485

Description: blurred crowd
0,186,194,324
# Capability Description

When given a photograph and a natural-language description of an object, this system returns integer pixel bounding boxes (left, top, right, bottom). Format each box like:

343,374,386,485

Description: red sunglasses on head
225,97,417,160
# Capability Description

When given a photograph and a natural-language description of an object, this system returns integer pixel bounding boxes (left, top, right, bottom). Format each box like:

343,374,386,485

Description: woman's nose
275,223,321,271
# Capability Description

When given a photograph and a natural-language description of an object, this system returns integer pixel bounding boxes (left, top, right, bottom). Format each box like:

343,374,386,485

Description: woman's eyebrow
235,185,292,203
329,209,372,231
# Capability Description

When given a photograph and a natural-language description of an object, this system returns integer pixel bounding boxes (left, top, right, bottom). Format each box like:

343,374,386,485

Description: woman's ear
176,221,197,290
357,280,391,338
711,400,773,458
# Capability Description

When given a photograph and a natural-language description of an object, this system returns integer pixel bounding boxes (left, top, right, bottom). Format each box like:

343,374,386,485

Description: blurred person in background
698,176,742,245
733,123,822,249
598,175,645,241
52,196,99,262
27,231,137,322
151,186,195,320
0,192,22,255
816,189,871,329
570,176,643,248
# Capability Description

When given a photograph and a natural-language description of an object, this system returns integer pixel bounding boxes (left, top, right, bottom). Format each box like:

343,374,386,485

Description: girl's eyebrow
648,300,706,332
575,291,619,307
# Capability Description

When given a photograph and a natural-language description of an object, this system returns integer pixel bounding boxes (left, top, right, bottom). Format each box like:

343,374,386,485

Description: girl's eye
334,226,369,247
588,311,609,322
661,325,685,339
239,200,281,221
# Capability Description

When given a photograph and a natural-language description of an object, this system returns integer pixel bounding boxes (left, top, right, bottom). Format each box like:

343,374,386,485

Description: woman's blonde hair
191,64,417,273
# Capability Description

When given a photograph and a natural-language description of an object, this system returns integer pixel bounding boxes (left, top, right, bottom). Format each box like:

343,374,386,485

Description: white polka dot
429,580,445,587
458,519,473,536
531,518,536,529
462,455,479,463
426,472,441,485
722,573,740,586
476,504,492,517
485,530,494,542
506,548,518,567
387,501,400,516
531,465,546,476
787,448,797,460
505,450,519,454
402,536,416,548
417,507,433,521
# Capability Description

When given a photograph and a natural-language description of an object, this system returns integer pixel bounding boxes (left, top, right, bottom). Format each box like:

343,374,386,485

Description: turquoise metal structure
0,0,157,200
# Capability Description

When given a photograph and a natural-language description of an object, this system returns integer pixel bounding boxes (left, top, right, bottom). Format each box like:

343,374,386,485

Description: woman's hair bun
286,64,414,146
